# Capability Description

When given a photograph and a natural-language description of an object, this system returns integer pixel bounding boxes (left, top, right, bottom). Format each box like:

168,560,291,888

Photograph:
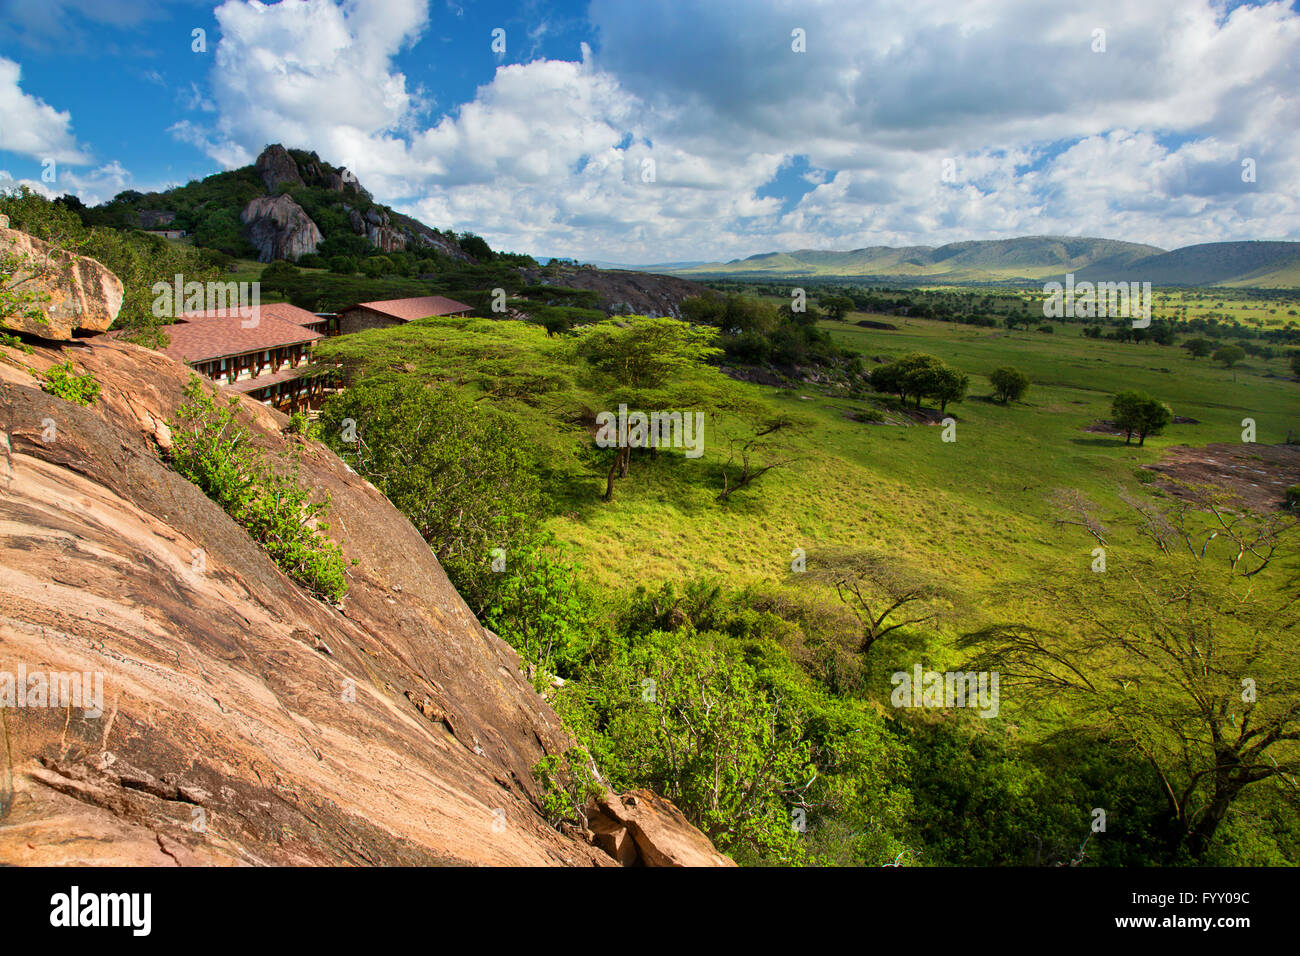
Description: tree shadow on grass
1069,436,1133,447
539,447,770,520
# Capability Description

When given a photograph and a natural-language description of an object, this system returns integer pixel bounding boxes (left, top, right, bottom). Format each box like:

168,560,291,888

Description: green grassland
314,298,1299,864
545,312,1297,603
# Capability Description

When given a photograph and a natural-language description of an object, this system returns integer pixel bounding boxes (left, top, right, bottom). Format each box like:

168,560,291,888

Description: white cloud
60,160,134,206
0,57,91,164
169,119,252,169
189,0,1300,260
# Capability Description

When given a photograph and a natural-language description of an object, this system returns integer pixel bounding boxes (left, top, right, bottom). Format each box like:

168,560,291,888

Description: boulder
240,194,323,262
136,209,177,229
254,143,305,194
0,224,123,339
345,204,407,253
590,790,736,866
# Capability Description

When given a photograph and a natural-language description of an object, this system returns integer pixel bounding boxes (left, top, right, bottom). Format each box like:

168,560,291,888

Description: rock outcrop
521,266,709,319
0,328,729,866
254,143,305,195
344,205,407,254
589,791,736,866
135,210,177,230
0,222,123,339
240,194,323,263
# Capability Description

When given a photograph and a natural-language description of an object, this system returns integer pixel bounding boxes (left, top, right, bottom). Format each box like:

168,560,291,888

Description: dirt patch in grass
1142,442,1300,511
1084,419,1126,437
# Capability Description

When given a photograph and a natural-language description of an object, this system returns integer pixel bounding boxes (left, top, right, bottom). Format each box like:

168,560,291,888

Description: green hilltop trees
1111,390,1173,446
871,352,969,413
989,366,1030,404
1212,344,1246,368
566,317,726,501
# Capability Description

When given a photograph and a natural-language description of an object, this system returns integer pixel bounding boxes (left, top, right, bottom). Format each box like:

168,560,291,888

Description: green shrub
286,409,316,439
1111,390,1172,446
0,331,34,354
317,375,541,609
532,748,605,828
41,361,100,406
989,366,1030,403
168,376,348,602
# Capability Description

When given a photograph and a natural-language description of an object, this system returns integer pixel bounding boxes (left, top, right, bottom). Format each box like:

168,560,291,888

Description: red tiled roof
349,295,473,322
222,366,313,393
180,302,324,327
160,311,322,364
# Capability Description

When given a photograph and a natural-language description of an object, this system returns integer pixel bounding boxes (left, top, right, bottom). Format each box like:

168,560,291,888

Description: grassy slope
546,314,1298,623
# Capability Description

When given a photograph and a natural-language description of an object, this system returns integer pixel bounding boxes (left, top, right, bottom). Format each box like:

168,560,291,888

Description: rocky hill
0,227,730,867
522,265,709,319
86,144,473,266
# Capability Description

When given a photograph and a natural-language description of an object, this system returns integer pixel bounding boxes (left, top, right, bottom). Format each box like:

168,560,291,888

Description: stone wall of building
339,308,400,335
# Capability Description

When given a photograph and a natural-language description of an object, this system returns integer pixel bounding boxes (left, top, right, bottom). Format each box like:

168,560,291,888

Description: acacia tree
715,408,806,501
871,353,968,412
967,489,1300,858
1117,482,1296,577
1212,344,1246,369
567,317,723,501
930,366,969,414
1111,390,1172,445
989,366,1030,404
963,558,1299,859
805,549,951,657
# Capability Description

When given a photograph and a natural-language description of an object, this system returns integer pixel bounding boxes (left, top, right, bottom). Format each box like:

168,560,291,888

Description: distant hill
674,236,1164,282
1071,241,1300,288
671,235,1300,288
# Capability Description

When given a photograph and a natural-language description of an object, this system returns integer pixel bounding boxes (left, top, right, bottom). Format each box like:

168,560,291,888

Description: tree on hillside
715,409,807,501
1111,390,1172,446
458,232,494,261
818,295,855,320
1212,344,1246,369
965,495,1300,859
989,366,1030,404
317,376,541,603
1290,352,1300,380
567,317,724,501
1182,337,1214,360
805,549,952,658
930,366,969,414
870,353,967,411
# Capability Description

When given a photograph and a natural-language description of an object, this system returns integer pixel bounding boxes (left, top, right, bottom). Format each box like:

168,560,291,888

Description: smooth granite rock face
0,336,730,867
240,194,323,262
1,225,122,339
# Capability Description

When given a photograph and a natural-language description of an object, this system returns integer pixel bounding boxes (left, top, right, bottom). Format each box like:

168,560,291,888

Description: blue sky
2,0,1299,261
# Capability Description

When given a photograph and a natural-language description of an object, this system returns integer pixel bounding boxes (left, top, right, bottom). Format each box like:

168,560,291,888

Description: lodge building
148,303,335,413
338,295,473,334
108,295,473,414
